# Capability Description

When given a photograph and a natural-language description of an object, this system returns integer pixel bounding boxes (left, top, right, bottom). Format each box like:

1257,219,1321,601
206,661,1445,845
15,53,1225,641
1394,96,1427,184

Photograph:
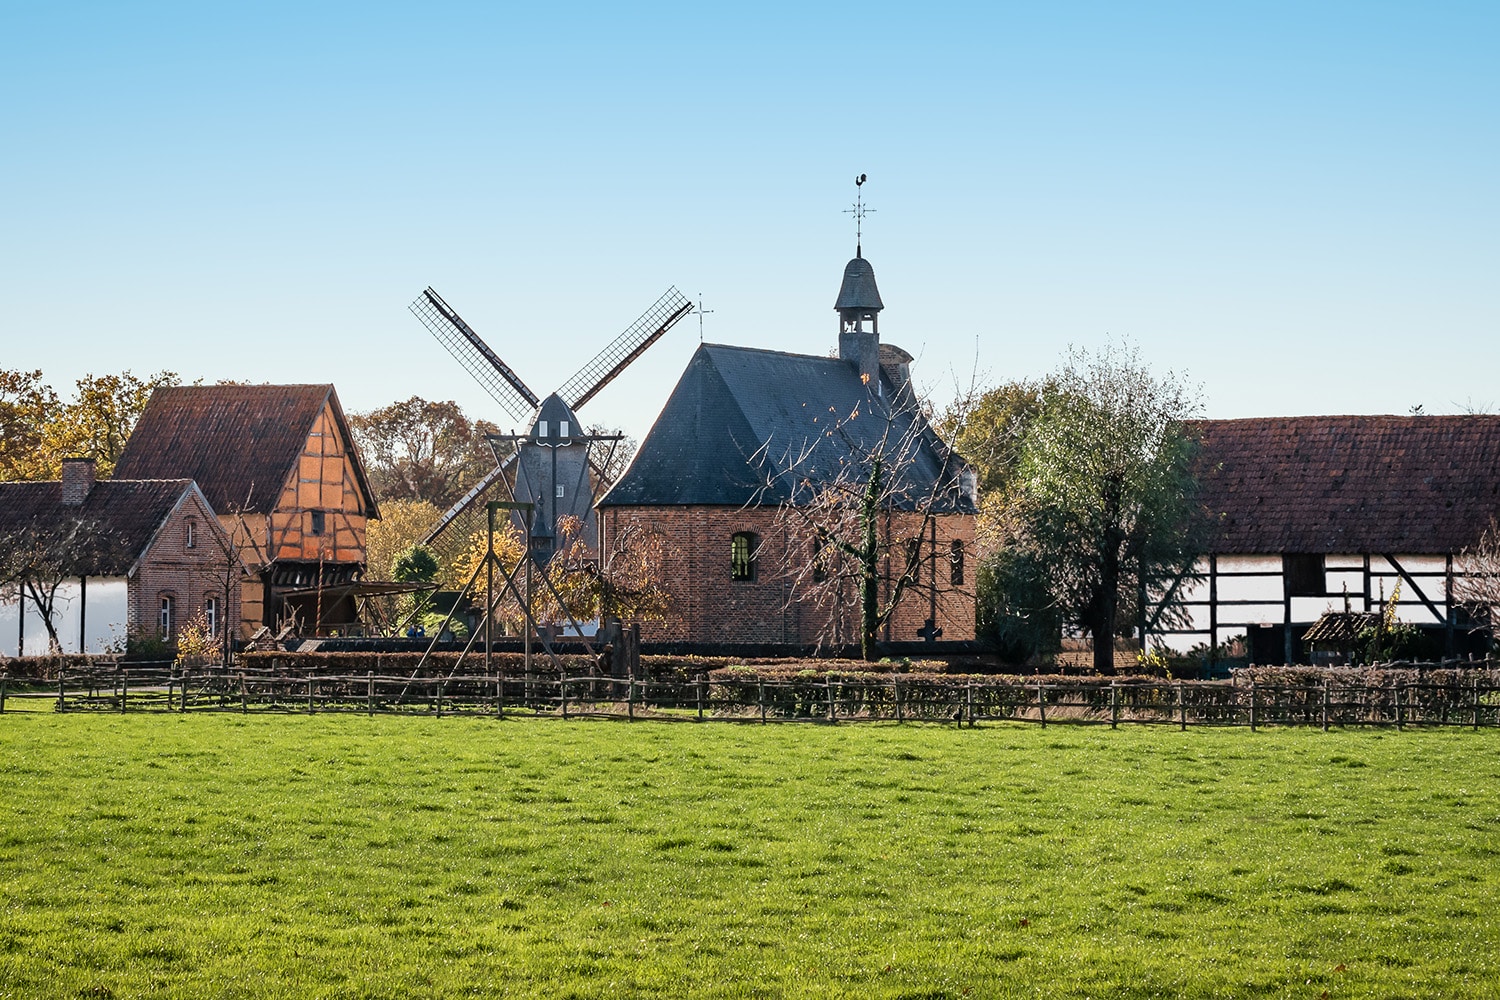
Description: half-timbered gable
114,384,379,635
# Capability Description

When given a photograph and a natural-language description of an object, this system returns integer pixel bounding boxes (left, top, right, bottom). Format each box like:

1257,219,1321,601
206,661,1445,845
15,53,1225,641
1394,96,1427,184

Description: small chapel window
185,519,196,549
950,540,965,586
159,596,175,635
731,532,757,582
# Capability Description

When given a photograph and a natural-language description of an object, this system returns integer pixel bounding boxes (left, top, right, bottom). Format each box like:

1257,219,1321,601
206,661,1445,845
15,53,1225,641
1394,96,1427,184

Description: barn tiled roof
0,479,197,575
1192,415,1500,555
599,343,973,511
113,384,378,516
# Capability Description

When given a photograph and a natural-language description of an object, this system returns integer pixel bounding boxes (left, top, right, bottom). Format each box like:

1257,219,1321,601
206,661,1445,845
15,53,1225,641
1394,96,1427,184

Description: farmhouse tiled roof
1192,415,1500,555
0,479,198,575
599,343,973,511
113,384,377,516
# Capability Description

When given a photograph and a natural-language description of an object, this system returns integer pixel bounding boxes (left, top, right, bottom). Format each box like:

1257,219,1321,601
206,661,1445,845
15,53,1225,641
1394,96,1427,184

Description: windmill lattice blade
558,287,693,410
423,455,517,545
410,287,540,422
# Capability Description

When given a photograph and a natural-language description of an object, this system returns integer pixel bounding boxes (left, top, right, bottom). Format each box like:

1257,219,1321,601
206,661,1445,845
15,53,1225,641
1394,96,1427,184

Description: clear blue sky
3,2,1496,442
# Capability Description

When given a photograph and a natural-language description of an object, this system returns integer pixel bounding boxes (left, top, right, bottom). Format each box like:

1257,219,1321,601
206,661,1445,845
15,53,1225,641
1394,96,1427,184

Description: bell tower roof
834,255,884,312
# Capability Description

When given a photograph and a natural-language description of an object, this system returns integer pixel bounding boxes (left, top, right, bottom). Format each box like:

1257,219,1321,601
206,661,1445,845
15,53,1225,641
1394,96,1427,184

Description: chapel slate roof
112,384,378,516
1191,415,1500,555
599,343,973,511
0,479,197,575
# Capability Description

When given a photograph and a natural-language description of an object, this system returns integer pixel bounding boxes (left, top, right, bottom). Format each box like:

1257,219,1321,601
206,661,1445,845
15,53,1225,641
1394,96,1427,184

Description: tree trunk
859,458,883,661
1093,547,1120,675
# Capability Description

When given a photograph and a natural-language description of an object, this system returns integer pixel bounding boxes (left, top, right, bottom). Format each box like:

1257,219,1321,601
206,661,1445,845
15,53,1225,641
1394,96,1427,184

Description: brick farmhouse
0,458,241,655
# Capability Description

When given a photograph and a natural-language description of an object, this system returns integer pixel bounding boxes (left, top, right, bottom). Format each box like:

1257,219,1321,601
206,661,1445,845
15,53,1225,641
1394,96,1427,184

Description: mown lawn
0,713,1497,999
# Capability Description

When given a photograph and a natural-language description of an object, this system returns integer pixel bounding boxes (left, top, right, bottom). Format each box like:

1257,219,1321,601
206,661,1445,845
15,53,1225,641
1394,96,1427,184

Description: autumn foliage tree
349,397,501,507
0,369,176,481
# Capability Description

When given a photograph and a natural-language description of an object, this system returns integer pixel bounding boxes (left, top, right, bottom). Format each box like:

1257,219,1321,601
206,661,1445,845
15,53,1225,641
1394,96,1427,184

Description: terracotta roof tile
113,384,377,515
0,479,196,575
1191,415,1500,555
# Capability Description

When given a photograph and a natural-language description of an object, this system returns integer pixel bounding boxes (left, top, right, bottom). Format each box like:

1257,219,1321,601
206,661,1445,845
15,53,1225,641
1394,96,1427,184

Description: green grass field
1,714,1497,999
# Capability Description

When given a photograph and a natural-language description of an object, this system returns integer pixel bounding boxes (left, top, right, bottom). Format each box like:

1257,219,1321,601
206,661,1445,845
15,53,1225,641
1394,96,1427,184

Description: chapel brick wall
600,505,976,645
128,490,243,643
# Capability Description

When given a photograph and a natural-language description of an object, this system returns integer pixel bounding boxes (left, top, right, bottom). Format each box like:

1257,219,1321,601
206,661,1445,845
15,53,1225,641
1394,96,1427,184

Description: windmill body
411,285,690,566
508,393,599,559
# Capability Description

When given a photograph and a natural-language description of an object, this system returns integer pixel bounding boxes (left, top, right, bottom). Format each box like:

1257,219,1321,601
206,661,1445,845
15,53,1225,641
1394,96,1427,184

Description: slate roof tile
0,479,197,575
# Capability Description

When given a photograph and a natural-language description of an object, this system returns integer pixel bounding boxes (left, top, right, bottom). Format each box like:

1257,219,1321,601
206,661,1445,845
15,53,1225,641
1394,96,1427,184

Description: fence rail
4,667,1500,729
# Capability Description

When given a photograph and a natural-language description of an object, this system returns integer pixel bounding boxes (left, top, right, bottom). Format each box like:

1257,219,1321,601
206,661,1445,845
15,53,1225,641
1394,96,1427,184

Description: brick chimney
60,457,95,505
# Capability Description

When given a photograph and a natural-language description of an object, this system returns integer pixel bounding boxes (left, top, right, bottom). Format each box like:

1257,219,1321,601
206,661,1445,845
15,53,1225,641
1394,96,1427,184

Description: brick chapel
597,244,978,647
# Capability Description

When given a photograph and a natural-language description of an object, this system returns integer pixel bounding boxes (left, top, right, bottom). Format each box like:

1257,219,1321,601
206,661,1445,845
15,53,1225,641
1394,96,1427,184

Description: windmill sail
557,287,693,410
410,287,540,422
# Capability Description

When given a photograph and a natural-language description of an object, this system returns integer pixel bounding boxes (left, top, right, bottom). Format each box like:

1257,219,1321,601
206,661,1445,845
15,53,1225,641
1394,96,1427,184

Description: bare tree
0,517,124,653
756,392,975,660
1454,517,1500,643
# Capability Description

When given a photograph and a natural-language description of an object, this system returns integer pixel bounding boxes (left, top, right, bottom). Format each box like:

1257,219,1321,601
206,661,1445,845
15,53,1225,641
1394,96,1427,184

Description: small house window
310,510,326,536
160,596,174,635
731,532,757,581
204,597,217,637
1284,554,1326,597
185,519,196,549
950,539,965,586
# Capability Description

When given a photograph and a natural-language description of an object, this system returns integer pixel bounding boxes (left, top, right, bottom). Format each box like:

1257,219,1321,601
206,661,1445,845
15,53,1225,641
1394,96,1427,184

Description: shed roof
1192,415,1500,555
599,343,972,511
0,479,199,575
113,384,378,516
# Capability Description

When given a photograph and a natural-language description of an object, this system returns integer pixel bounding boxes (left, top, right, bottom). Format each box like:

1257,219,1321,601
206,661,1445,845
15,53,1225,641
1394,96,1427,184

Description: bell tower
835,174,884,391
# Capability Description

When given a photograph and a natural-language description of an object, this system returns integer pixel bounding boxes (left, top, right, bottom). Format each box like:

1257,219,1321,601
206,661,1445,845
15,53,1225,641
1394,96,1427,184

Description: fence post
1176,681,1186,731
966,682,975,727
895,679,904,724
1395,681,1403,731
1321,679,1329,732
825,675,836,724
0,674,6,713
57,669,65,712
307,675,315,714
1249,679,1256,731
1110,681,1119,729
437,678,446,718
120,669,128,713
181,669,189,712
697,676,706,722
628,677,635,721
496,668,504,719
239,673,248,714
759,681,766,724
366,671,374,715
1474,677,1481,731
559,676,567,720
1037,682,1046,728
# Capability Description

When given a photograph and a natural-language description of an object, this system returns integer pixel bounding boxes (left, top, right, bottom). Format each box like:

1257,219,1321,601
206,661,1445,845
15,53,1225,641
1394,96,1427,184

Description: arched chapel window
731,532,757,581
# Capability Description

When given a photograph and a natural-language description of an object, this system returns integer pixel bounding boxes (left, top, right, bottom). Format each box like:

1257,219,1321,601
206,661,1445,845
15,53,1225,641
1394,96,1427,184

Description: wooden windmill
410,286,691,562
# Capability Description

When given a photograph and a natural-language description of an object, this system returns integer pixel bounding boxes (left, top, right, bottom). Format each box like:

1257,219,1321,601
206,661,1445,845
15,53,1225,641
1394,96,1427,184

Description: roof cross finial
690,294,714,343
844,173,874,258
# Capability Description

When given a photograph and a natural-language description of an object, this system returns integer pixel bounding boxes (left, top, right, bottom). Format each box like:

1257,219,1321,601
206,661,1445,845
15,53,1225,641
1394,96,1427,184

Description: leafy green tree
392,545,440,583
996,343,1204,674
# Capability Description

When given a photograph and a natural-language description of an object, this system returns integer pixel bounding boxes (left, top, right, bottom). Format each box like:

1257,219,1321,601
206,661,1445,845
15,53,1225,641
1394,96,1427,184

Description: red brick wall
128,489,243,644
600,505,976,644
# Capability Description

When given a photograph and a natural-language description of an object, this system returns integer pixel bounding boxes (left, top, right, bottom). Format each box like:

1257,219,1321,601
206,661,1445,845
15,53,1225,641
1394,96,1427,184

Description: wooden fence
4,666,1500,729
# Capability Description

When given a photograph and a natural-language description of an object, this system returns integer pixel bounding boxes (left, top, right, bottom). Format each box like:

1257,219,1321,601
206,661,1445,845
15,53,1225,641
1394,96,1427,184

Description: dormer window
310,510,326,536
536,420,549,439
